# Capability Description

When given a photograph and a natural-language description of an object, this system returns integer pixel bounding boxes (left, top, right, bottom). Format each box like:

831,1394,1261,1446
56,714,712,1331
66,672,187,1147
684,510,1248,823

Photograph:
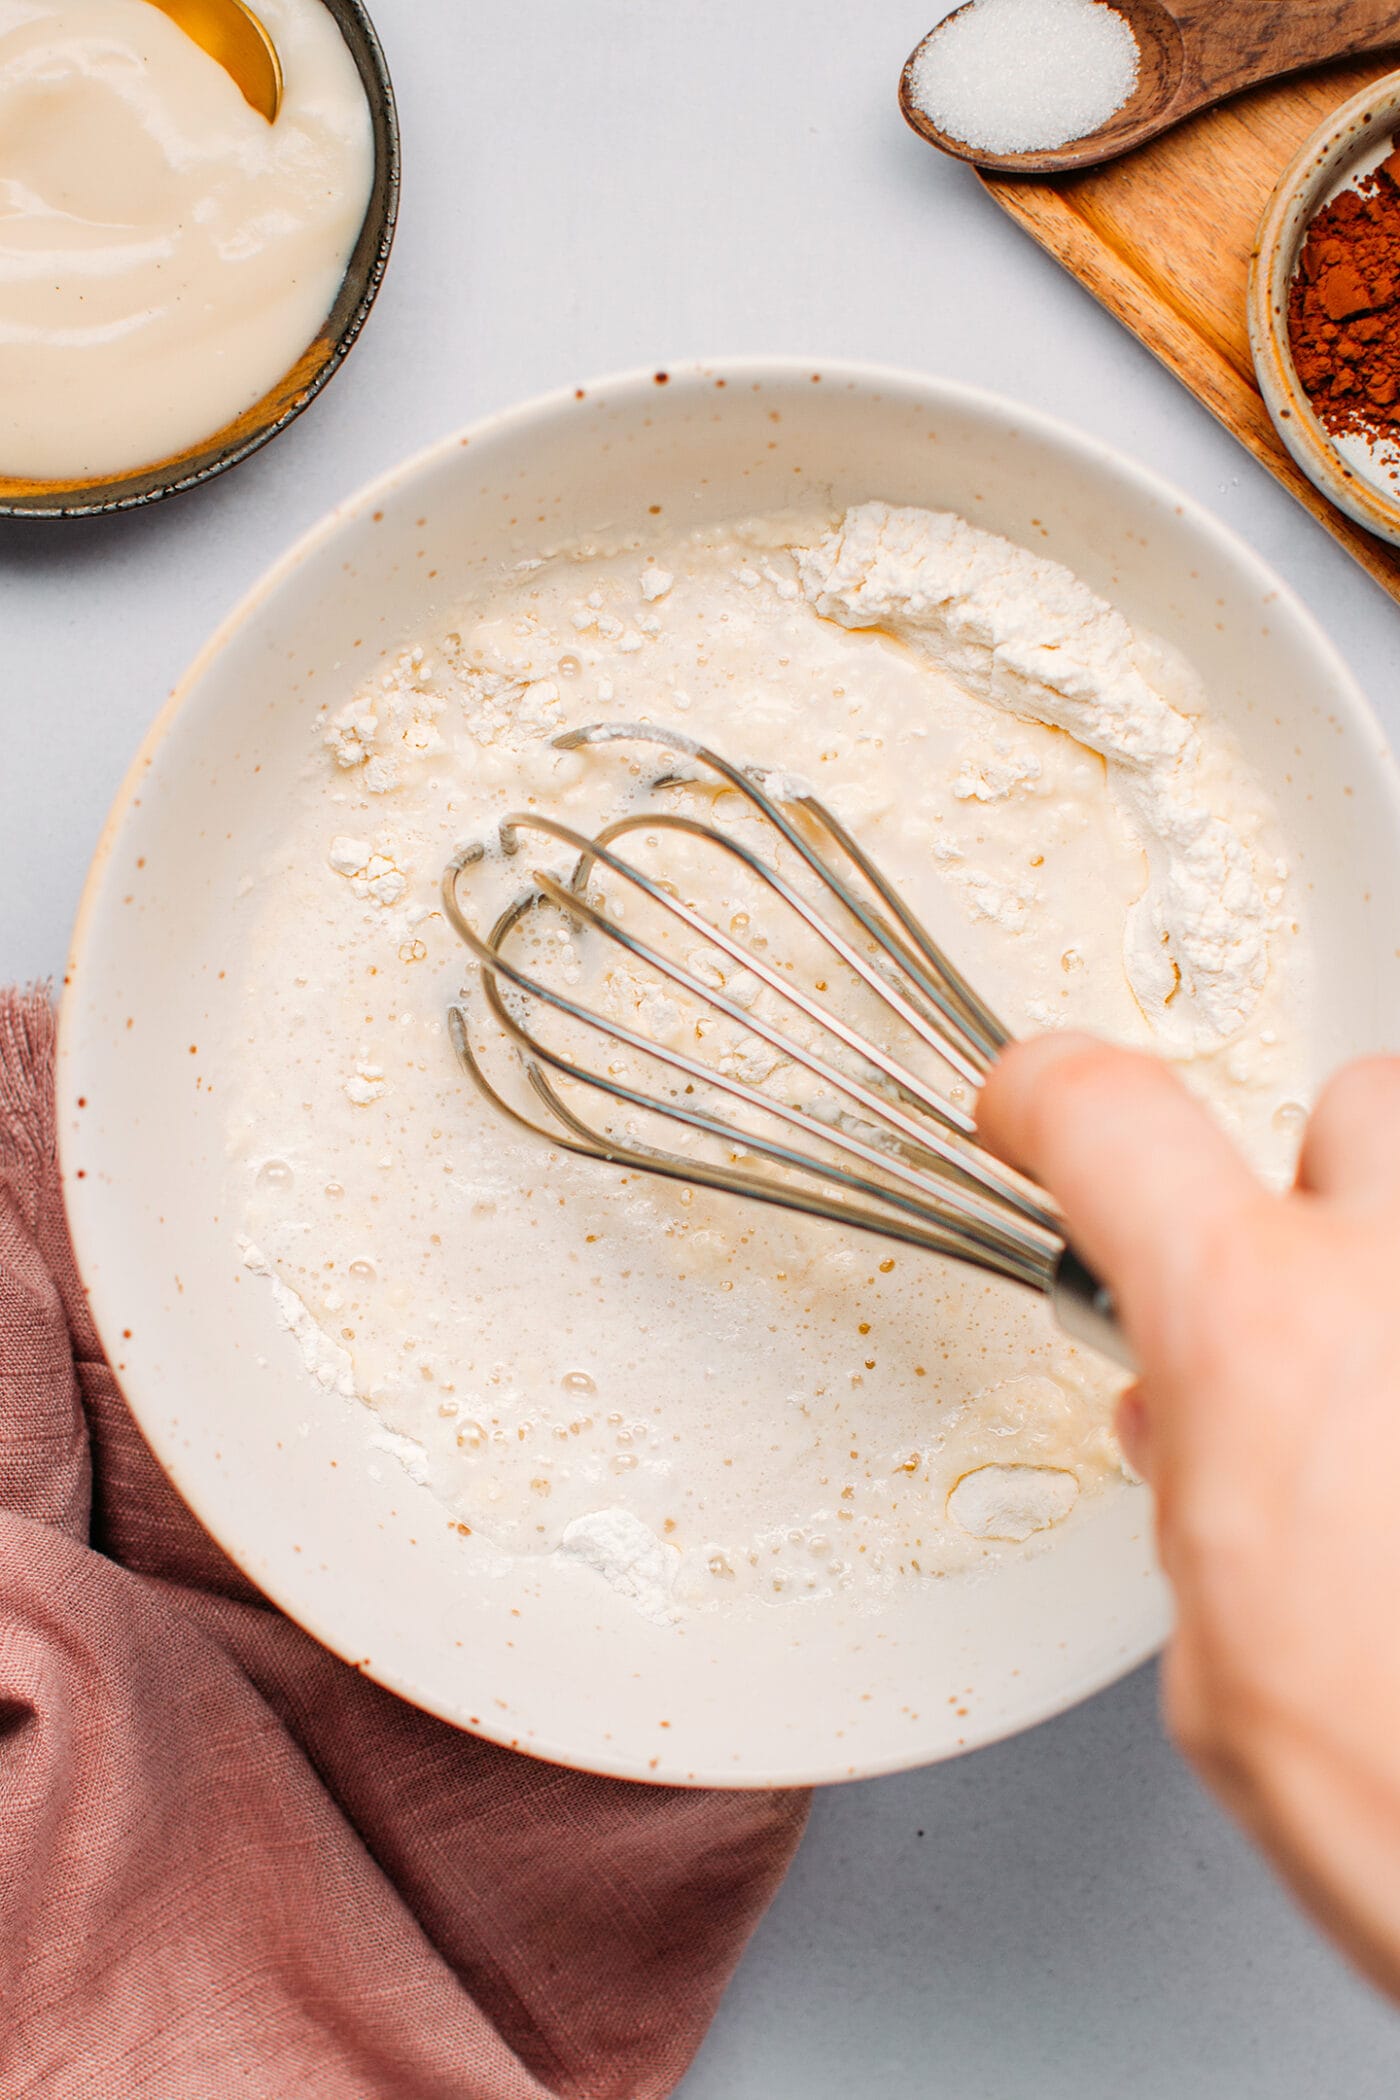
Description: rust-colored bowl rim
1249,70,1400,553
0,0,399,521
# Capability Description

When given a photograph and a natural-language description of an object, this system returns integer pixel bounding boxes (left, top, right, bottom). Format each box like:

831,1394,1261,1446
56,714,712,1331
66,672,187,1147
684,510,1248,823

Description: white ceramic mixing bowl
58,361,1400,1787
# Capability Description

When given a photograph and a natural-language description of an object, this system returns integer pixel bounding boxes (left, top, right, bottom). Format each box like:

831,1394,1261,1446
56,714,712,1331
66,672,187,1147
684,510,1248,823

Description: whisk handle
1051,1246,1136,1374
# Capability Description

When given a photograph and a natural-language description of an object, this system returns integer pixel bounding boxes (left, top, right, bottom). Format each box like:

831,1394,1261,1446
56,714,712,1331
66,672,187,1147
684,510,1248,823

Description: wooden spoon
900,0,1400,175
145,0,283,122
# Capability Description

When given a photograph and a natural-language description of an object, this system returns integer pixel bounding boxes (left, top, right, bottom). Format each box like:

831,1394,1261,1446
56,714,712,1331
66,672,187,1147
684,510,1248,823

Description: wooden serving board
979,57,1400,603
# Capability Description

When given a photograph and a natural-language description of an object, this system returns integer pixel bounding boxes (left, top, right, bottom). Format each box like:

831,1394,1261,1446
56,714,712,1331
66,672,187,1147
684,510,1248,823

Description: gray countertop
4,1,1399,2089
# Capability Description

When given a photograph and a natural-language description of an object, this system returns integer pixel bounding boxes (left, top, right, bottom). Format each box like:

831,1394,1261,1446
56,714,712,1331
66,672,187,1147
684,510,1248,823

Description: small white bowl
57,360,1400,1787
1250,72,1400,549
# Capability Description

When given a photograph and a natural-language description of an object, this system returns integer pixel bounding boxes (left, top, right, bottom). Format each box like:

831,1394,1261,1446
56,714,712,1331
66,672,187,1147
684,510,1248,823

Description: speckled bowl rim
1249,70,1400,551
0,0,399,521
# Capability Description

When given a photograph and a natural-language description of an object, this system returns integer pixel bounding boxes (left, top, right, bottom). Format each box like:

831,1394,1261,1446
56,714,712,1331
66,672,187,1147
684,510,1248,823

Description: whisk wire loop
441,721,1131,1368
449,872,1056,1265
582,809,986,1104
445,1006,1050,1282
503,810,1037,1207
557,721,1009,1064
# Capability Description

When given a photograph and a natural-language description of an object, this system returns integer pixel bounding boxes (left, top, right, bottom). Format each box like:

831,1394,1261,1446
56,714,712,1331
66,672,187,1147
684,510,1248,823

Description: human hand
978,1035,1400,2002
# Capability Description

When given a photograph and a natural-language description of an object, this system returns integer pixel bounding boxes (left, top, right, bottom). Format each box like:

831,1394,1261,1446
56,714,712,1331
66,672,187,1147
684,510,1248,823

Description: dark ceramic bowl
0,0,399,520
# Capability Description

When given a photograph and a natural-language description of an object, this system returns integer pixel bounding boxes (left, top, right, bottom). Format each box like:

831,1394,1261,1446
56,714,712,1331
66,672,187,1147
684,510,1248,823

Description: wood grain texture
1171,0,1400,102
980,58,1400,603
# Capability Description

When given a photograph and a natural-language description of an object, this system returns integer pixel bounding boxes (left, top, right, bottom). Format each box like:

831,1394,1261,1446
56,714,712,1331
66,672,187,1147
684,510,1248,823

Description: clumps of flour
242,1239,436,1489
344,1067,387,1107
240,1238,357,1399
559,1508,681,1625
798,503,1271,1053
328,837,407,906
325,645,448,791
368,1425,432,1487
947,1464,1079,1542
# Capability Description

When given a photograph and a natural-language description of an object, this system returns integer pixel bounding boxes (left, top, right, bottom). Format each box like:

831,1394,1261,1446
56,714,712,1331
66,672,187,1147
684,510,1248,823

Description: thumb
976,1034,1260,1340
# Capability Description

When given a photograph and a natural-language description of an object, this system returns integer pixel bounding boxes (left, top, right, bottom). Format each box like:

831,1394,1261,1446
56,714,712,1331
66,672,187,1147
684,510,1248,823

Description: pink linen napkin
0,988,809,2100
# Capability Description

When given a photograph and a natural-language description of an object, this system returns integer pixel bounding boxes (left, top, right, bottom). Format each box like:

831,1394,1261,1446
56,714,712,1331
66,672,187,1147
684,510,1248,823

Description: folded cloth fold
0,990,808,2100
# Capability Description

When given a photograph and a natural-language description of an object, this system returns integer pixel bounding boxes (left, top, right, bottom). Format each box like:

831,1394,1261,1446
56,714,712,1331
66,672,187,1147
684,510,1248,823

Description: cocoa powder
1289,147,1400,443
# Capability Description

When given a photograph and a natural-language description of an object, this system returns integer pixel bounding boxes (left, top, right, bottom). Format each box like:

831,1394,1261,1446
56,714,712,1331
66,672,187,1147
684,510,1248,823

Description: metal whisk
441,722,1128,1369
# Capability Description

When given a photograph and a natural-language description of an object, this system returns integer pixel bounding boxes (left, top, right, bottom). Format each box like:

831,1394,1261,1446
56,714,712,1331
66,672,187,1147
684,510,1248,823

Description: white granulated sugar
947,1464,1079,1541
231,503,1308,1628
798,502,1271,1053
910,0,1140,155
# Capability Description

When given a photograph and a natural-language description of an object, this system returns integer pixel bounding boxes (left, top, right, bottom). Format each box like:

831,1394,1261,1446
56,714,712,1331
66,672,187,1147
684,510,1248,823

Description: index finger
977,1034,1260,1336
